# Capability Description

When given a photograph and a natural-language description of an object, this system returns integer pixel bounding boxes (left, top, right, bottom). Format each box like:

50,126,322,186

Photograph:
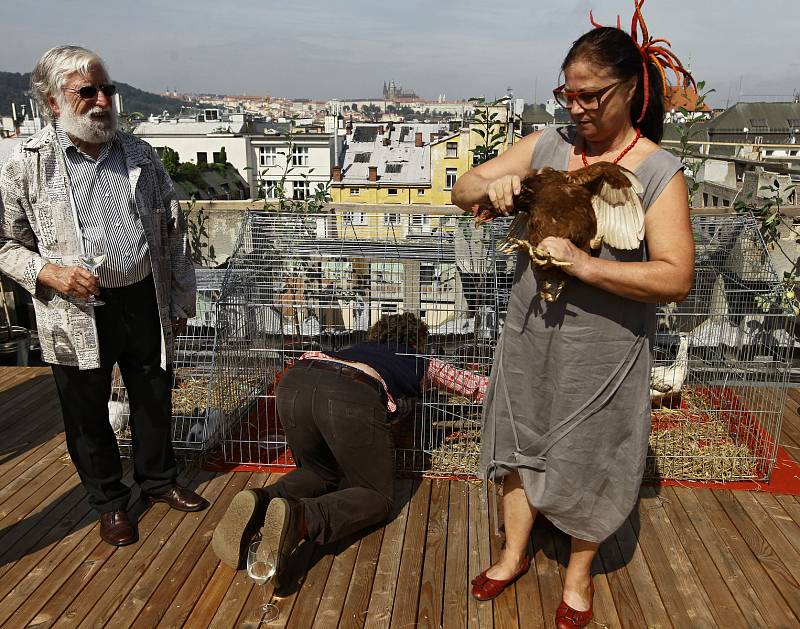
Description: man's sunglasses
63,84,118,100
552,80,623,110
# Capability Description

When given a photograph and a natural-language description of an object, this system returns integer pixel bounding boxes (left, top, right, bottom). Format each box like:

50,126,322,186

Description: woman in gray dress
451,6,696,628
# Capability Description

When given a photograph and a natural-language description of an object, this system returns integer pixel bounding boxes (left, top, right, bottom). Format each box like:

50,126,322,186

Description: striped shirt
55,121,151,288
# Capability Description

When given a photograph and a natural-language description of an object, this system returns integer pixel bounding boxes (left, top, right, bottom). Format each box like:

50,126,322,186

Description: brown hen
477,161,645,302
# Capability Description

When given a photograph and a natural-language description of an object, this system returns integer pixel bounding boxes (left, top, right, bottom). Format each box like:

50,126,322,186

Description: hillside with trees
0,70,194,118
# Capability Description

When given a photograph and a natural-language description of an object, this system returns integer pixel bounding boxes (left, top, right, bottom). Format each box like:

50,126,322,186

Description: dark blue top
326,342,427,400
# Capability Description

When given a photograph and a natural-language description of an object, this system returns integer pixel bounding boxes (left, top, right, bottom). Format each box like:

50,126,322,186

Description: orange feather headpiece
589,0,696,123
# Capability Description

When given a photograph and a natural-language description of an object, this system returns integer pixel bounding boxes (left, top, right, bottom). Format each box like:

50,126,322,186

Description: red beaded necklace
581,128,642,167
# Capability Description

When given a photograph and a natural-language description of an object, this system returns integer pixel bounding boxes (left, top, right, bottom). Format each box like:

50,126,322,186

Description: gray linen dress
479,125,683,542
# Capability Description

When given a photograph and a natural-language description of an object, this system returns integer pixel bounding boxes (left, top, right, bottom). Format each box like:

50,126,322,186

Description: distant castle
382,80,419,102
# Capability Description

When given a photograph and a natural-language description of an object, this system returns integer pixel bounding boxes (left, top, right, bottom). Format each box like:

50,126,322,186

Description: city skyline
1,1,798,107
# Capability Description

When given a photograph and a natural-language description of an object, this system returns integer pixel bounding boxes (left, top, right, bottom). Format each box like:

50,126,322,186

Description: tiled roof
337,123,449,186
707,102,800,135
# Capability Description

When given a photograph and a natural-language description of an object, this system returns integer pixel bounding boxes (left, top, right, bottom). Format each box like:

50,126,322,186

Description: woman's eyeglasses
552,81,622,110
63,84,118,100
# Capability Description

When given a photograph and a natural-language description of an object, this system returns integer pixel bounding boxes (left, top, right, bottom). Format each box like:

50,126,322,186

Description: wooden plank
0,488,95,600
442,481,469,629
0,429,64,483
181,563,237,629
736,491,800,579
488,486,518,629
388,478,431,629
38,470,200,628
102,471,240,628
311,535,362,628
714,490,800,618
135,472,269,628
205,562,256,629
339,523,385,628
597,532,648,629
0,454,73,528
532,528,563,627
284,545,335,629
659,487,747,628
691,489,797,627
673,489,770,628
363,478,414,629
416,479,449,629
612,514,672,629
633,489,708,628
0,507,99,625
513,531,545,629
467,481,493,629
0,402,69,490
0,466,81,557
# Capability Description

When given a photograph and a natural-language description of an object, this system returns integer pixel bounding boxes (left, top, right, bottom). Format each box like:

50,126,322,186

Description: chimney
368,166,378,182
429,132,437,143
379,125,385,135
331,166,342,182
415,132,423,147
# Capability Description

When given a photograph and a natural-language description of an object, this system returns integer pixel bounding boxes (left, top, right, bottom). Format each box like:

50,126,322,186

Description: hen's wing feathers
567,163,645,250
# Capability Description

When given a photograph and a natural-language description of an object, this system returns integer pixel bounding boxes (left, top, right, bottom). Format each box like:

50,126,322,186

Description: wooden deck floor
1,366,800,628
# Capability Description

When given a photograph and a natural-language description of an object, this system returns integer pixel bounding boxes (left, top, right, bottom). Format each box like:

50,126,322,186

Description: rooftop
337,122,450,186
2,366,800,627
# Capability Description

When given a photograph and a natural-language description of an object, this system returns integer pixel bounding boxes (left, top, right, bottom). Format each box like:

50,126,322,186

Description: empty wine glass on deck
246,540,279,623
78,251,107,306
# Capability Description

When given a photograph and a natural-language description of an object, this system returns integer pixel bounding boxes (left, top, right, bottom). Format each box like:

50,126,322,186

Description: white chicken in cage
650,334,690,404
108,399,129,433
186,409,223,444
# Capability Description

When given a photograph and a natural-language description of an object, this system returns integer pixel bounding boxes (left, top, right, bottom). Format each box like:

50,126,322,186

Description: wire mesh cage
111,268,227,454
647,213,795,482
212,211,513,473
210,211,793,483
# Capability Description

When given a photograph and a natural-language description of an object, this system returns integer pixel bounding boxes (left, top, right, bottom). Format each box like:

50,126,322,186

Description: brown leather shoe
99,510,138,547
149,485,209,512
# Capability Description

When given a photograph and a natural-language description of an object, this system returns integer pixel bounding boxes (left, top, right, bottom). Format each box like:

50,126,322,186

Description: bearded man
0,45,208,546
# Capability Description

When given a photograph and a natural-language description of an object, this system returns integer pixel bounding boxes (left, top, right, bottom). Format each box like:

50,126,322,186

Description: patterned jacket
0,125,196,369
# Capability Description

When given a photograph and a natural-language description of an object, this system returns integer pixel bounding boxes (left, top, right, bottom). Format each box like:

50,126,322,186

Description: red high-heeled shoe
470,557,531,601
555,579,595,628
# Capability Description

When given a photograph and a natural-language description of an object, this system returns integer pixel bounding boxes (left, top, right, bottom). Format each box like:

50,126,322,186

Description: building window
293,180,310,200
263,180,280,199
292,146,309,166
410,214,431,229
446,142,458,158
343,211,367,226
417,188,425,196
380,302,399,316
384,212,401,225
388,188,398,196
213,151,225,164
349,187,360,195
712,195,719,206
722,199,730,207
259,146,278,167
445,168,458,190
420,264,435,285
754,136,764,145
703,193,709,206
197,152,208,165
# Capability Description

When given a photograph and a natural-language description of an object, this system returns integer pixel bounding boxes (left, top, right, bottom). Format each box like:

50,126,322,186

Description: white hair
30,45,108,121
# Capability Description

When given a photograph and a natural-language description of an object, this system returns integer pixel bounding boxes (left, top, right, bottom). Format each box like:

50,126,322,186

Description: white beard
58,101,118,145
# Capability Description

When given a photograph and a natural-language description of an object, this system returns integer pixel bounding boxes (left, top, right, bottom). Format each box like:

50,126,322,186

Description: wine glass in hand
246,540,279,623
78,251,107,306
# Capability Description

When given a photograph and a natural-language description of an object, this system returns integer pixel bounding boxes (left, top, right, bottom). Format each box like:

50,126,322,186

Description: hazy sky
2,1,798,107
